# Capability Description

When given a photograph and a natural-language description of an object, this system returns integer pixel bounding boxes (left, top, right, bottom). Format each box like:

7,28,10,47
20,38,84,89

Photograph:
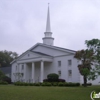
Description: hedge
0,81,8,85
14,82,80,87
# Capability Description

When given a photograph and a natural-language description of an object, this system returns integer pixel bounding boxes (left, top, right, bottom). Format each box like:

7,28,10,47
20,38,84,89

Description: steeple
42,4,54,46
46,3,51,32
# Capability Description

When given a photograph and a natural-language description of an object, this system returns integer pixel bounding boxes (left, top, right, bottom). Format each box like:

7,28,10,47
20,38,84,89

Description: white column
40,61,44,83
24,63,26,82
32,62,35,83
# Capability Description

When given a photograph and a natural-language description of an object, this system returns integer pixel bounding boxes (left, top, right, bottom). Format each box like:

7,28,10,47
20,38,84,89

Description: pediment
17,51,42,60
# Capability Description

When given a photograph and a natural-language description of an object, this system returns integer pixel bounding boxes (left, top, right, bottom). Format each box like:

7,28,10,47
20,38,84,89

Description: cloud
0,0,100,54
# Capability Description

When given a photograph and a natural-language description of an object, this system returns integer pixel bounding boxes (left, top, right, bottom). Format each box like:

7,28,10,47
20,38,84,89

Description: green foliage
0,70,5,81
58,82,64,86
0,50,18,67
0,70,11,84
0,81,8,85
82,83,92,86
64,82,80,87
85,39,100,80
34,83,40,86
52,82,58,86
81,68,90,76
74,49,93,86
47,73,59,82
14,82,80,87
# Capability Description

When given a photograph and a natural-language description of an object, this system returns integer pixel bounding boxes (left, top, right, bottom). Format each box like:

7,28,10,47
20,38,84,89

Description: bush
47,73,59,82
45,82,52,86
34,83,40,86
0,81,8,85
43,79,48,82
58,82,64,86
58,79,65,82
64,82,80,87
41,82,52,86
41,83,46,86
82,83,92,86
29,83,34,86
76,83,80,86
2,76,11,84
52,82,58,86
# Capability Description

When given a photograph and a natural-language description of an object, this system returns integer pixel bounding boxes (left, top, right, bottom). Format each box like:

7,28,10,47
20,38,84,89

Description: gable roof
29,43,76,53
11,43,76,64
31,51,53,57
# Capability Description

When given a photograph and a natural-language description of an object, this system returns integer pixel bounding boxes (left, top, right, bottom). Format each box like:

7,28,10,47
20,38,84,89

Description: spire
42,4,54,46
46,3,51,32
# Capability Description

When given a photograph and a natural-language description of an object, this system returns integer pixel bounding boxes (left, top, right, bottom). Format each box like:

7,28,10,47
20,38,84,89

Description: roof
31,51,53,57
11,43,76,64
0,66,11,74
29,43,76,53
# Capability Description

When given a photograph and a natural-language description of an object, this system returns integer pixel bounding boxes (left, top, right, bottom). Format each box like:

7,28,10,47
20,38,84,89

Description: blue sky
0,0,100,54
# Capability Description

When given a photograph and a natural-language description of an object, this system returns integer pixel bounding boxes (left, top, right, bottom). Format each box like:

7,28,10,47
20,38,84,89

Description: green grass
0,85,100,100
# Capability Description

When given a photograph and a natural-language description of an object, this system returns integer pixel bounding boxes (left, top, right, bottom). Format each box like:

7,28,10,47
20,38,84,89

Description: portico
15,56,53,83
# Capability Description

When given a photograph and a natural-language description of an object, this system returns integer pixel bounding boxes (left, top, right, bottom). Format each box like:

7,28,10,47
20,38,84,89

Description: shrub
52,82,58,86
58,79,65,82
58,82,64,86
47,73,59,82
41,83,46,86
24,83,29,86
82,83,92,86
2,76,11,84
29,83,34,86
34,83,40,86
0,81,8,85
64,82,80,87
76,83,80,86
43,79,48,82
45,82,52,86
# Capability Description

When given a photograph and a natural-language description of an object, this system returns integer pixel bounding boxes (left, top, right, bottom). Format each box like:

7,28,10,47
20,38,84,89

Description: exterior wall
44,62,55,79
52,55,80,83
11,62,17,82
11,54,80,83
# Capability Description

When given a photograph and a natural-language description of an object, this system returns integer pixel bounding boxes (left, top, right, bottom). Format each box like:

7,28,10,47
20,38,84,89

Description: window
28,54,30,57
16,66,17,70
58,70,61,76
58,61,61,67
68,60,72,66
68,70,72,76
22,64,24,70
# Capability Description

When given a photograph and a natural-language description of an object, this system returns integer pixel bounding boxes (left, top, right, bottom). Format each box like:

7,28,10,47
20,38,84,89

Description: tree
0,50,18,67
85,39,100,80
74,49,94,87
0,70,5,81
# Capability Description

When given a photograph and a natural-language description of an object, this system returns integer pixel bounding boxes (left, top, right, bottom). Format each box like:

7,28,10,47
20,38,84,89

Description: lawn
0,85,100,100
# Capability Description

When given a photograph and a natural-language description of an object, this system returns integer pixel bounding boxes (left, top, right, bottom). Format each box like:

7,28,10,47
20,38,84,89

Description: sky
0,0,100,55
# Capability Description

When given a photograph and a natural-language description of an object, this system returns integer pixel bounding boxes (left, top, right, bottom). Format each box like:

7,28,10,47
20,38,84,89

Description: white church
11,5,100,85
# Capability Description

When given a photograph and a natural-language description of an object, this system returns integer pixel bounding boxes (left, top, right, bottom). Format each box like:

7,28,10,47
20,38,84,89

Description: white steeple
42,4,54,46
46,4,51,32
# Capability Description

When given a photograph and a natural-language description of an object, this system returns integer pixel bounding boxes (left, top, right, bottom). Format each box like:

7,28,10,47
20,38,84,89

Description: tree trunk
83,76,87,87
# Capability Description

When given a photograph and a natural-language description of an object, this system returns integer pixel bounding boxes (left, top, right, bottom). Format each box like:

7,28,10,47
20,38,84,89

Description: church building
11,5,100,85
